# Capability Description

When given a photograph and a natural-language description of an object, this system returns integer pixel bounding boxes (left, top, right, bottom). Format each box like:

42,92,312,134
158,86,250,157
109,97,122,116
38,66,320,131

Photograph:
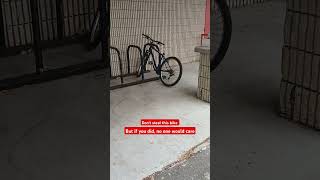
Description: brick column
195,46,210,102
280,0,320,130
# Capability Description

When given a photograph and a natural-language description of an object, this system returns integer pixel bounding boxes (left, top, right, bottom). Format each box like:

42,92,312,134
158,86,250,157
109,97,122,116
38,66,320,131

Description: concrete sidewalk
146,138,210,180
110,61,210,179
2,71,108,180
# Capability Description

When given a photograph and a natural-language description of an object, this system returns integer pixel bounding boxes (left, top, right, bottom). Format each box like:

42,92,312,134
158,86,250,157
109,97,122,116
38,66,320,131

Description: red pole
201,0,210,45
204,0,210,36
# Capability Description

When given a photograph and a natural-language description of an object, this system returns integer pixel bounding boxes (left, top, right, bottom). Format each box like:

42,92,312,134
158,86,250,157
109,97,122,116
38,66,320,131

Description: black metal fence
0,0,108,90
0,0,98,56
227,0,267,8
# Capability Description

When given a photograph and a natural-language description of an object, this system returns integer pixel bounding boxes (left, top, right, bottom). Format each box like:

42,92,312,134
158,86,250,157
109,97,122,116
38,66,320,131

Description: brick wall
110,0,206,76
195,47,210,102
280,0,320,130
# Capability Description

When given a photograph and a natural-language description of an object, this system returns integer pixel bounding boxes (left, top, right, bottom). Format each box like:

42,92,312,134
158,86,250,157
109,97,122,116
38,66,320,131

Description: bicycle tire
86,10,101,51
211,0,232,71
159,57,183,87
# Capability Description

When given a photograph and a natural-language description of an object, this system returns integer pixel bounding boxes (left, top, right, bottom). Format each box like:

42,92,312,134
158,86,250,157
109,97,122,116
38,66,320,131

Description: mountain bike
137,34,182,87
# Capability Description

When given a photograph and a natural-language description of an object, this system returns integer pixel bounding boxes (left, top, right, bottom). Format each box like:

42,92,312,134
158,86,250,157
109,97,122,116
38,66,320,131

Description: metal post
100,0,110,179
30,0,44,73
56,0,64,39
100,0,109,68
0,0,5,48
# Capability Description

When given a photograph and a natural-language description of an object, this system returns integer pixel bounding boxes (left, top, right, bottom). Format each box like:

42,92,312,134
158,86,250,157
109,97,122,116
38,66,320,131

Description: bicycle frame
142,43,165,75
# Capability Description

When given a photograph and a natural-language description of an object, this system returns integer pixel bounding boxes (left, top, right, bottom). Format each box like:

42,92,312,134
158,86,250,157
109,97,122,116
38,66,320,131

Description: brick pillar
280,0,320,130
195,46,210,102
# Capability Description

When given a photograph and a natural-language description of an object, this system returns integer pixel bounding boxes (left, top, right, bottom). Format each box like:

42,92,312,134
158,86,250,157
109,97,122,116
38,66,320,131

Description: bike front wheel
159,57,182,87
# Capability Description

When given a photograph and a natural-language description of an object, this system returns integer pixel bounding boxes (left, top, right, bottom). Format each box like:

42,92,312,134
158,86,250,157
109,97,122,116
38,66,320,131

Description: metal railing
226,0,267,8
0,0,98,56
0,0,108,90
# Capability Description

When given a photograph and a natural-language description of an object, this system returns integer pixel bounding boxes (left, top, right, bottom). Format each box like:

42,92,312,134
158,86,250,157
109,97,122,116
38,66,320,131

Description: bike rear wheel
160,57,182,87
211,0,232,71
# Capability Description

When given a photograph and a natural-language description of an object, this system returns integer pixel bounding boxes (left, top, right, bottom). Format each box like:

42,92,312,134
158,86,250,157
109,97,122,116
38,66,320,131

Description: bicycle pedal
148,61,153,65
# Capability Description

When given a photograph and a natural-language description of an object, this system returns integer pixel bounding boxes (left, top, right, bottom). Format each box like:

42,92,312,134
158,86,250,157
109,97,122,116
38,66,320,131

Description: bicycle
137,34,183,87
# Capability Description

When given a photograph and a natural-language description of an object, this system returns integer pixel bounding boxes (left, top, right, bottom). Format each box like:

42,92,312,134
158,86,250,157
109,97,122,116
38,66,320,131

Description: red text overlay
124,127,196,135
141,119,180,126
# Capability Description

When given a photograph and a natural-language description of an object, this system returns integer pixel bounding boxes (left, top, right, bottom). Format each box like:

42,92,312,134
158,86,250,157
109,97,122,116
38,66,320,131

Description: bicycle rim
160,57,182,86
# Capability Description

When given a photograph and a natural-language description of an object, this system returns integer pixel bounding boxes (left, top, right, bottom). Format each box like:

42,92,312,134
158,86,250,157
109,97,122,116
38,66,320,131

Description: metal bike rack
110,46,124,84
109,44,159,90
126,45,144,80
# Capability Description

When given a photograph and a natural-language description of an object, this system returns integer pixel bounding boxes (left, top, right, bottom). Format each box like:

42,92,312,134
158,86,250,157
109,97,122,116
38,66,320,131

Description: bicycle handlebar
142,34,165,46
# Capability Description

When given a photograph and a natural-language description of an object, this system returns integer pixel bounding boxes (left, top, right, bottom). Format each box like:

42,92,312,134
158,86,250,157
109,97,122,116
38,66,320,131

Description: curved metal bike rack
109,44,159,90
110,46,124,84
126,45,144,80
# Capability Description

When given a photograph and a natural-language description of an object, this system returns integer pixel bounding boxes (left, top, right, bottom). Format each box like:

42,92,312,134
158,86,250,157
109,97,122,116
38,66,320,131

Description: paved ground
148,139,210,180
110,61,210,180
153,148,210,180
1,61,210,180
1,71,108,180
213,1,320,180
